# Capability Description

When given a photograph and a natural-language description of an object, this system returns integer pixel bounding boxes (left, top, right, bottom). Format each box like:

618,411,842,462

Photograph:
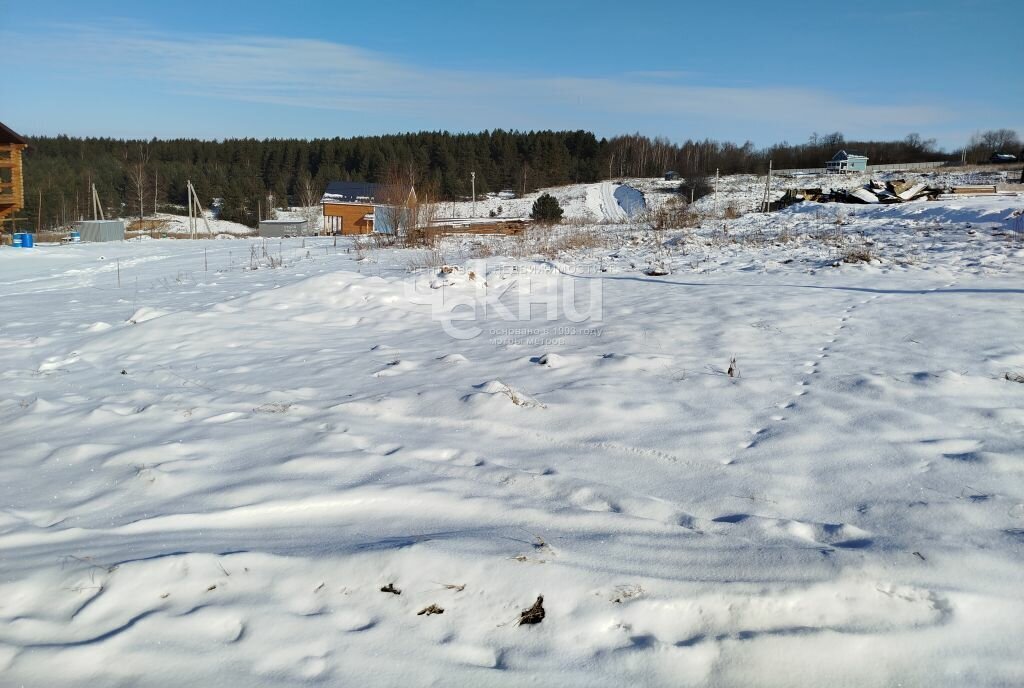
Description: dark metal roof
0,121,28,146
831,150,868,160
322,181,380,203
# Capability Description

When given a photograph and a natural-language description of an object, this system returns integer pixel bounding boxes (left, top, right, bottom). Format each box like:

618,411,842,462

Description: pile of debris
777,179,941,208
836,179,940,204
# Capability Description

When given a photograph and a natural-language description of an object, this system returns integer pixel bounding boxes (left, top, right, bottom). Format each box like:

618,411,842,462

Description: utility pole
714,168,720,214
471,171,476,218
91,183,105,221
187,181,211,238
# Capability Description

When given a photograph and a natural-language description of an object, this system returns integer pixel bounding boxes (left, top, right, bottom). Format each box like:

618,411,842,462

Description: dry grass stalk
842,246,874,263
406,249,446,271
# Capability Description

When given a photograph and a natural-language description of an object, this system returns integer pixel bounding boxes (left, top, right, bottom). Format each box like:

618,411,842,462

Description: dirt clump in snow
518,595,546,625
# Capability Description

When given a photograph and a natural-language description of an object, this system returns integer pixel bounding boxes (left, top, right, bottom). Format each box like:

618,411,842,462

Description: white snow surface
1,192,1023,687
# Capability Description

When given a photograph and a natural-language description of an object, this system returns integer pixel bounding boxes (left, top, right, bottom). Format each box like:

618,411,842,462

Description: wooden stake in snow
714,168,720,214
187,178,194,239
761,159,773,213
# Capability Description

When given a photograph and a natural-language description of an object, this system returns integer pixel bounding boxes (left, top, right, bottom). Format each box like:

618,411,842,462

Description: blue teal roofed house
826,150,868,173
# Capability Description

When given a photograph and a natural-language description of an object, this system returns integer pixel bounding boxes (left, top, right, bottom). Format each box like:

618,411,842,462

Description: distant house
0,121,28,227
320,180,417,235
664,171,679,181
990,152,1017,163
320,181,381,235
826,150,869,174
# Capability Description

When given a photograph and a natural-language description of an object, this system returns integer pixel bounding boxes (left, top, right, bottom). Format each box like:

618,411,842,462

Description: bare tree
124,144,150,224
412,178,440,243
978,128,1021,152
378,165,418,243
967,129,1022,163
296,171,321,231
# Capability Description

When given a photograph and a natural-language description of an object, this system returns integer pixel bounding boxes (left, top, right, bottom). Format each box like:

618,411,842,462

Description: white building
826,150,869,174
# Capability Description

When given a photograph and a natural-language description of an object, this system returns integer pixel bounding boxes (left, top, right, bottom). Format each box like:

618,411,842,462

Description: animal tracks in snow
743,292,882,458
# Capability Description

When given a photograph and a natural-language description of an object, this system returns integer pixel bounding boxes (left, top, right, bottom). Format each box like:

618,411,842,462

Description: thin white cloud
8,25,958,138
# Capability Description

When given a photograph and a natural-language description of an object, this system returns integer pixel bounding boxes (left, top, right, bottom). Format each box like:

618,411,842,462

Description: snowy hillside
443,181,645,223
136,212,257,237
1,193,1022,687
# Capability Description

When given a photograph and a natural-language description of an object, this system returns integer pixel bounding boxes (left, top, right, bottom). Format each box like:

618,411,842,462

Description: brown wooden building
320,181,380,235
0,122,28,225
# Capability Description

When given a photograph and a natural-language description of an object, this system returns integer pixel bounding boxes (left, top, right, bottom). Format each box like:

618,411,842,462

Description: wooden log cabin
0,122,28,228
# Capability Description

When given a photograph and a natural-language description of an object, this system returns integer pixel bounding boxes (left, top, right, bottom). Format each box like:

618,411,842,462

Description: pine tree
531,193,563,224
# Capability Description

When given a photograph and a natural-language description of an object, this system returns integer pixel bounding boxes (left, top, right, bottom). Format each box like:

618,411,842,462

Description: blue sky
1,0,1021,148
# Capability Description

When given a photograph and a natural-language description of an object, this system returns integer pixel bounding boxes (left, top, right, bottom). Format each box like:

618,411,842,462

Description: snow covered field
1,194,1023,687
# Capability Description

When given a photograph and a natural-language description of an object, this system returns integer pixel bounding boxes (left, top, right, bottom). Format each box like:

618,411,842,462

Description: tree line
19,128,1018,230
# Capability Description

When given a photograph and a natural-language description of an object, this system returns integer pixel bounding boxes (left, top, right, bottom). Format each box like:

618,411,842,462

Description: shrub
531,193,564,224
644,198,701,230
842,246,874,263
677,175,713,202
532,227,607,258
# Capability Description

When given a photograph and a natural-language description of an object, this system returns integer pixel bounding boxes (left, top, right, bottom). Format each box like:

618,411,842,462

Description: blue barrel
12,233,24,248
22,233,34,248
70,231,81,243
